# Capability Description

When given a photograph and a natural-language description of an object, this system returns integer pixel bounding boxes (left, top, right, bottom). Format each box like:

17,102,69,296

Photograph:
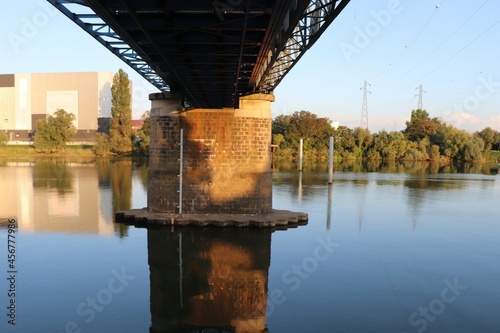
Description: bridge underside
50,0,350,108
51,0,350,220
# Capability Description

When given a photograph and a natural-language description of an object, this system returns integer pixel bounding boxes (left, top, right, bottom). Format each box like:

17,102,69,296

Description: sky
1,0,499,132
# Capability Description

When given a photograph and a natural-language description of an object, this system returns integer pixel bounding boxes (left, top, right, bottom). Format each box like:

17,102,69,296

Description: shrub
0,131,8,145
93,133,112,156
34,109,76,153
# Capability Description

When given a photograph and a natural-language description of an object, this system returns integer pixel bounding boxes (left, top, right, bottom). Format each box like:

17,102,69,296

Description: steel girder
48,0,169,91
256,0,351,93
48,0,350,108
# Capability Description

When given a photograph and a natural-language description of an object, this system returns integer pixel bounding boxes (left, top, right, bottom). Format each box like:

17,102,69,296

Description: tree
0,131,8,145
134,110,150,155
287,110,333,142
272,110,334,159
93,133,112,156
462,137,484,161
272,114,291,136
404,109,441,141
110,69,132,153
353,127,373,150
475,127,500,150
372,130,409,160
34,109,76,153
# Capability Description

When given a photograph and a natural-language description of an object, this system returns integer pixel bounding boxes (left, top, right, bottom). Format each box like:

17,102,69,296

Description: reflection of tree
95,158,133,237
111,159,132,238
108,159,132,211
134,158,148,192
95,159,111,188
32,159,74,195
405,185,425,231
274,160,499,176
148,228,271,333
404,174,469,231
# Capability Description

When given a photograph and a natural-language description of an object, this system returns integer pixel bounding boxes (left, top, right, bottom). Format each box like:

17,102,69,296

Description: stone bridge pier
148,92,274,214
115,93,307,227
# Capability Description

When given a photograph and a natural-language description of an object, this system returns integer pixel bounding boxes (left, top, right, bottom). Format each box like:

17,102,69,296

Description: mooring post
328,136,334,184
327,183,333,230
299,138,303,171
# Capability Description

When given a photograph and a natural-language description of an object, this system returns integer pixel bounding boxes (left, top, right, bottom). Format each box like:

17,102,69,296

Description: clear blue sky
2,0,499,132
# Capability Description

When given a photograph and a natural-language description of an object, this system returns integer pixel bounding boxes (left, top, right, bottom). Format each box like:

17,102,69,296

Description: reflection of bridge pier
148,227,271,333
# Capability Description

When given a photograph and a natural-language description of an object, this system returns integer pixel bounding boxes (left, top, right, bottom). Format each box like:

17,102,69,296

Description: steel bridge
49,0,350,108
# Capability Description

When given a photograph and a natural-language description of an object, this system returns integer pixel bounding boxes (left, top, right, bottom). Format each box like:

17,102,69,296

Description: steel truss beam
47,0,170,92
256,0,350,93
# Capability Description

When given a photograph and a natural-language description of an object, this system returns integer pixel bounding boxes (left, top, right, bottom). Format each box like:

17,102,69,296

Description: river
0,158,499,333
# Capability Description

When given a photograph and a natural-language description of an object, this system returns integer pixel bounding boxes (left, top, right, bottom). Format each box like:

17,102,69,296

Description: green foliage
404,109,441,141
34,109,76,153
272,110,334,159
33,160,73,195
475,127,500,150
272,114,291,136
110,69,132,154
93,133,112,156
365,148,381,160
273,109,493,163
429,144,441,161
288,110,333,142
353,127,373,150
371,131,409,160
462,137,484,161
134,111,150,155
0,131,8,145
273,133,285,148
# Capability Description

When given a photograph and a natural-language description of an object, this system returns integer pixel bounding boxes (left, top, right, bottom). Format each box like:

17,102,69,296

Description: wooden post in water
299,138,303,171
328,136,334,184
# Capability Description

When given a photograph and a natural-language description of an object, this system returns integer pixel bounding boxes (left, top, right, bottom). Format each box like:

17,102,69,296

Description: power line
385,16,500,97
375,2,445,84
411,18,500,86
388,0,489,86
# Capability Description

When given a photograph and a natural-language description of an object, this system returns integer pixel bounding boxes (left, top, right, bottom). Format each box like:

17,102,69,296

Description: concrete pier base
115,92,308,227
115,209,308,229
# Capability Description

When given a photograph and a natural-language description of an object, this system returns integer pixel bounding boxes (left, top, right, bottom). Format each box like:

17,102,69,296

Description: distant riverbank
0,144,95,157
0,144,147,158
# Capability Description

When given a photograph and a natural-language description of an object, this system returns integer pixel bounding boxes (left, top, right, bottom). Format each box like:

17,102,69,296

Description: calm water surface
0,158,499,333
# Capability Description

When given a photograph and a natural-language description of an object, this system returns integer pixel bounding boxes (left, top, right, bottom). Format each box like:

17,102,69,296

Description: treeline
272,109,500,162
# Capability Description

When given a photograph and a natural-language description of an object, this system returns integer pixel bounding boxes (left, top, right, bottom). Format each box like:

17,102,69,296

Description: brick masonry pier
115,92,308,227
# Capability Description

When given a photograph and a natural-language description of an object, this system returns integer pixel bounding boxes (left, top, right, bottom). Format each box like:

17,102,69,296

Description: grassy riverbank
0,144,95,157
489,150,500,160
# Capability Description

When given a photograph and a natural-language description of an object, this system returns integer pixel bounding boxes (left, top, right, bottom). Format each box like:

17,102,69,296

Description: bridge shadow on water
148,227,272,333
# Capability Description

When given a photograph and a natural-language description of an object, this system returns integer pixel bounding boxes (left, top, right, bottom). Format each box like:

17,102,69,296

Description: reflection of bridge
50,0,350,220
